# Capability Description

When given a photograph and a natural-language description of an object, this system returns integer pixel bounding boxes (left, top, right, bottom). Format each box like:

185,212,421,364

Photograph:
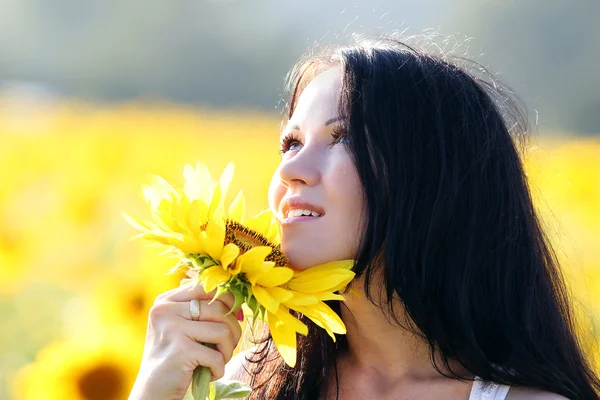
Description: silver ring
190,299,201,321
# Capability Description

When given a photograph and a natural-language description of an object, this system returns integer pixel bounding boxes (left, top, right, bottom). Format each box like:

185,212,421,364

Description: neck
338,279,471,382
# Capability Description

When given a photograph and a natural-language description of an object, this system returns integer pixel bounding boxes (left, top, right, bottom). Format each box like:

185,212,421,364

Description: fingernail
236,309,244,322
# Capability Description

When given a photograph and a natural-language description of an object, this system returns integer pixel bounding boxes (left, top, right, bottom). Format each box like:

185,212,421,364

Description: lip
280,196,325,225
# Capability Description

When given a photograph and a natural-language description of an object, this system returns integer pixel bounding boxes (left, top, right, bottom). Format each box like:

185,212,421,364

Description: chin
281,243,338,271
282,249,316,271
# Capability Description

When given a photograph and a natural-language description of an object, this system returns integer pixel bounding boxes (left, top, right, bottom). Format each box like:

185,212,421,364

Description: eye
329,126,352,148
279,132,303,155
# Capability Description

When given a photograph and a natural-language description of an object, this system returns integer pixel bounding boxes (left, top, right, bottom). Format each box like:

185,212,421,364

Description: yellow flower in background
13,327,141,400
78,265,187,334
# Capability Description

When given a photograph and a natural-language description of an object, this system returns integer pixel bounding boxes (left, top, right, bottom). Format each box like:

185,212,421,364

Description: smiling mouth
281,211,324,225
285,209,323,218
280,197,326,222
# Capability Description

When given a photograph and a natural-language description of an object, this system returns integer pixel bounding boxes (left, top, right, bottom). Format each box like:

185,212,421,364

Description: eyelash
279,127,350,155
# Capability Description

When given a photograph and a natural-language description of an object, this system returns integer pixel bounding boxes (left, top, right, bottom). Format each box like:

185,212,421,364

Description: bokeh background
1,1,598,399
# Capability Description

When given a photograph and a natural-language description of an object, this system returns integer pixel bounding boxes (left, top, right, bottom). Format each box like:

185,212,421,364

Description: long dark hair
244,35,600,400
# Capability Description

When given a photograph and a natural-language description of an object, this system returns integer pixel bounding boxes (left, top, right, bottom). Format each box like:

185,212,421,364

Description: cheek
332,162,365,234
268,170,284,216
333,161,363,209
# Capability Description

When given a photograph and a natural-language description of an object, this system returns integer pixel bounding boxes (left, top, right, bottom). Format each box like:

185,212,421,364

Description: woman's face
268,68,364,270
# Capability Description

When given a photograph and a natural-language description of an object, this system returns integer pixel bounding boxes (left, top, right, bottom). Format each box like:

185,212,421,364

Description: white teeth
287,209,322,218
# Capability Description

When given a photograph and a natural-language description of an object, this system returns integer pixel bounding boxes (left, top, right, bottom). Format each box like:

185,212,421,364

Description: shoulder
221,346,259,383
506,386,570,400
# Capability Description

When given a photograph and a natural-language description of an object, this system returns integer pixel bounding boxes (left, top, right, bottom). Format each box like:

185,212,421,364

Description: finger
152,300,243,348
160,281,234,308
165,300,236,323
167,283,236,311
159,281,211,302
186,341,226,381
180,320,239,363
174,300,243,348
221,313,243,353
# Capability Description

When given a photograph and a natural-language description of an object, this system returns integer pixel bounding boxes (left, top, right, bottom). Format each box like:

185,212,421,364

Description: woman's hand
129,282,243,400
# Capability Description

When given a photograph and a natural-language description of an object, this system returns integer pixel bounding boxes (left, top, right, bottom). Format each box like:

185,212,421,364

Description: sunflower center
77,363,125,400
225,221,288,267
128,292,147,315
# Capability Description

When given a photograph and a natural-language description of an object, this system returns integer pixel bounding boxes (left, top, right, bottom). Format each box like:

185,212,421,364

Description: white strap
469,378,510,400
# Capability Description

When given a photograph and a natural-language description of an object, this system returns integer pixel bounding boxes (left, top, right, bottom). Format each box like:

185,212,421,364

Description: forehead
290,68,342,128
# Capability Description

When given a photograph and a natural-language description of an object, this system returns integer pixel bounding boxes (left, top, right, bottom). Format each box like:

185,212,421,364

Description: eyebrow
290,116,344,131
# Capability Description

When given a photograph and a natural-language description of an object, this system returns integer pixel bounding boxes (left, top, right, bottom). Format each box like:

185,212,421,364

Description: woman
129,36,600,399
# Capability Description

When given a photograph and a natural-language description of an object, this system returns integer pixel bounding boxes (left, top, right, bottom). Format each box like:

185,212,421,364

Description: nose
278,147,321,188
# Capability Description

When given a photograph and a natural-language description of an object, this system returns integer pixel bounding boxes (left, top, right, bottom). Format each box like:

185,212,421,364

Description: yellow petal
208,183,222,218
314,292,347,302
147,174,180,200
155,199,177,231
218,162,235,200
293,260,355,276
265,287,294,303
183,162,213,203
202,214,225,260
145,199,169,231
237,246,272,274
252,286,280,313
141,183,163,210
242,210,273,237
182,163,196,191
220,243,240,270
272,307,309,336
139,229,183,244
175,193,190,223
137,229,204,254
228,190,246,222
268,311,298,367
291,302,346,338
267,214,281,244
244,261,274,286
122,212,151,232
244,261,275,285
186,199,209,235
201,267,231,293
229,260,242,275
287,270,355,293
280,291,318,306
177,235,206,254
175,195,200,235
255,267,294,288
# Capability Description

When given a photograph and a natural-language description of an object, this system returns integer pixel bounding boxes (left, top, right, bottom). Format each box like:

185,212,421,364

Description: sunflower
250,258,355,366
80,262,187,334
13,327,141,400
125,161,355,398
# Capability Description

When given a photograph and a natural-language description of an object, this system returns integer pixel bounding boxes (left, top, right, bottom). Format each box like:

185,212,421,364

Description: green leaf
210,284,230,305
247,296,258,316
246,296,266,330
194,254,218,270
213,380,253,399
226,287,247,316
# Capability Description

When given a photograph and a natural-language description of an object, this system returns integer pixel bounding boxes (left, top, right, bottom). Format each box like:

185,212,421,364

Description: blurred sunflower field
0,97,598,400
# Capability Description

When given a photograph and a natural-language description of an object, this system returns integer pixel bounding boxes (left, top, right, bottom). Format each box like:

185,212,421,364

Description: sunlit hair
243,34,600,400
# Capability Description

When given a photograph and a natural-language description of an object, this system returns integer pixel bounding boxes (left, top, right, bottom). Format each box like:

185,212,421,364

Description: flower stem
191,344,216,400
